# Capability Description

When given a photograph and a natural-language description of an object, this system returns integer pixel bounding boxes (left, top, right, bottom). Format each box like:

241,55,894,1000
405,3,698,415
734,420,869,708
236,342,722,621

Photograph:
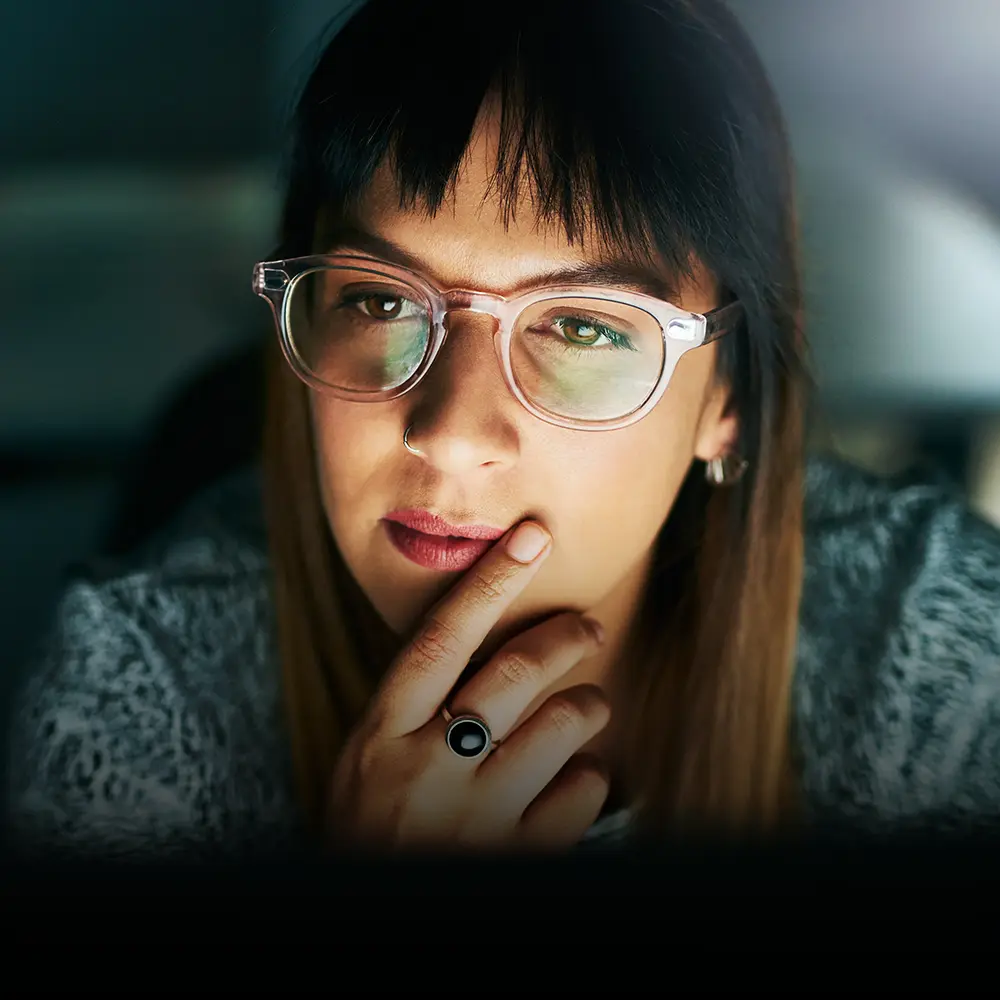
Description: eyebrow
315,218,680,300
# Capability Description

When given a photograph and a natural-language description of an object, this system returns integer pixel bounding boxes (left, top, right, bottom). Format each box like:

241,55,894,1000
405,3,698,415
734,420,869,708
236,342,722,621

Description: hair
264,0,809,840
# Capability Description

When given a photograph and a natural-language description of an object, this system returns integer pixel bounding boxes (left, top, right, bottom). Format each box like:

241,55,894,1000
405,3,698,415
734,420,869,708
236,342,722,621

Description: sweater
5,454,1000,858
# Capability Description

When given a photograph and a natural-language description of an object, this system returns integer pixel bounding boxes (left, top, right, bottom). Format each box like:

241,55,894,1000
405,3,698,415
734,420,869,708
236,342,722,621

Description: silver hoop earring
403,424,423,457
705,453,749,486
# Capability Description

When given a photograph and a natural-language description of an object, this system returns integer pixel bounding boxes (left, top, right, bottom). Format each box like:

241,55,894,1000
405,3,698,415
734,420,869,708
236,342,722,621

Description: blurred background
1,0,999,683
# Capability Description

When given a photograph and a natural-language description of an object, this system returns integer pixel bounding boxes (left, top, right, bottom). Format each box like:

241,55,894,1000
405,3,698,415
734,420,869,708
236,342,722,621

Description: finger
374,520,552,735
517,753,610,850
478,684,610,805
448,611,604,741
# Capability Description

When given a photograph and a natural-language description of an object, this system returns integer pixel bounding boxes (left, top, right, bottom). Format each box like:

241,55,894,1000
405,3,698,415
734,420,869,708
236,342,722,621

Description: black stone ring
441,707,496,760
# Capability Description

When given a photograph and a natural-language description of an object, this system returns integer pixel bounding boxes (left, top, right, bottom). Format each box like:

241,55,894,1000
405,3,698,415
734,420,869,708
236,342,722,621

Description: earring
403,424,423,457
705,452,749,486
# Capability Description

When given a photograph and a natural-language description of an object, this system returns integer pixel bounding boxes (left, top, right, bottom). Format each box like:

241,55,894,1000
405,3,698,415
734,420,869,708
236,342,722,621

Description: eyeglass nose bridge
434,289,515,352
425,291,521,401
437,290,508,327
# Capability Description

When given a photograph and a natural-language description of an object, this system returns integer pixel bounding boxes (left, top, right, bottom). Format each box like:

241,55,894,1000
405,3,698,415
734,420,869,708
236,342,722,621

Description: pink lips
383,509,507,571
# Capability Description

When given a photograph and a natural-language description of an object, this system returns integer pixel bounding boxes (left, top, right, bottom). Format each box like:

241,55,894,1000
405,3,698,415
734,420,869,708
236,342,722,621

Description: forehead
354,130,603,291
328,107,717,305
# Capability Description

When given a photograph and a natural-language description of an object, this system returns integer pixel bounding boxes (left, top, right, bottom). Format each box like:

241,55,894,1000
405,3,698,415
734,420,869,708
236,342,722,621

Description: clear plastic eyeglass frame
252,253,744,432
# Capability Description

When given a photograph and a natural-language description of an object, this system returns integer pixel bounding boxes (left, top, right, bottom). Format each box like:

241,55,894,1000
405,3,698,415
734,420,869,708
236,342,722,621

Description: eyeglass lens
286,266,666,421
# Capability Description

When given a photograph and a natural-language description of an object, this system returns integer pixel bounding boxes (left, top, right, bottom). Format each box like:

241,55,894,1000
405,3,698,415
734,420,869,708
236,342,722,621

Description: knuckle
588,691,613,725
577,685,612,721
544,695,586,737
346,725,387,781
467,565,512,605
493,650,544,691
409,615,463,668
353,738,382,782
571,762,610,797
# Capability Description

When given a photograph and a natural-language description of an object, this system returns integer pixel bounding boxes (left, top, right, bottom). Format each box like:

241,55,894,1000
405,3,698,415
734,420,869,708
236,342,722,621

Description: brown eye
363,295,403,319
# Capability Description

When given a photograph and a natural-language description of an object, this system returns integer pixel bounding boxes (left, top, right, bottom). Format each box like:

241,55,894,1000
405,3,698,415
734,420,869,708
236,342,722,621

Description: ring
441,706,495,760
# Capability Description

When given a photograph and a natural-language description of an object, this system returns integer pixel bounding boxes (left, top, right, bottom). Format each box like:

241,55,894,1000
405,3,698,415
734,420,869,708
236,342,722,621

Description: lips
385,509,507,540
383,509,508,571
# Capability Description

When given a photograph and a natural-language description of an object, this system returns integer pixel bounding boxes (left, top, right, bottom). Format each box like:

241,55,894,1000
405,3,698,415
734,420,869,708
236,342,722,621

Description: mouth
383,509,508,572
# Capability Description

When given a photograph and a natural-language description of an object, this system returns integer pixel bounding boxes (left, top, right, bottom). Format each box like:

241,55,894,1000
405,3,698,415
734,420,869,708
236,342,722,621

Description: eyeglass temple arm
703,300,745,344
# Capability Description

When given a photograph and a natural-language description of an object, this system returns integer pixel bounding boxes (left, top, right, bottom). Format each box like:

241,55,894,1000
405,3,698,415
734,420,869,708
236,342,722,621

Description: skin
311,109,738,846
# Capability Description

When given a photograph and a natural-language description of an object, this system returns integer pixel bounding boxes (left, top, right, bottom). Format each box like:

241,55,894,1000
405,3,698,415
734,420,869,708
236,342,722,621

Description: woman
6,0,1000,858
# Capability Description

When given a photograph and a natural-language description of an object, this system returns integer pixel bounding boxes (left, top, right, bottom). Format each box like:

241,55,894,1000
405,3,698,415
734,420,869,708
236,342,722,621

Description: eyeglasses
252,254,742,431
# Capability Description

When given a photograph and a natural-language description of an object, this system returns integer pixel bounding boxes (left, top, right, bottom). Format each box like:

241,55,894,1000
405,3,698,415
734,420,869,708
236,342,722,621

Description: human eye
339,284,425,322
547,316,638,352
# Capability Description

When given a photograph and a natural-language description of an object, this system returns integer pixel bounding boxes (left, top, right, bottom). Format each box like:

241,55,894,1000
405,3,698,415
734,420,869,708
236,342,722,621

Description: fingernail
581,616,605,645
506,522,550,563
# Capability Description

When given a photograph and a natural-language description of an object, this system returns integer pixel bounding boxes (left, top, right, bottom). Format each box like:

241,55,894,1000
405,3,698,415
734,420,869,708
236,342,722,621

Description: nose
402,310,520,475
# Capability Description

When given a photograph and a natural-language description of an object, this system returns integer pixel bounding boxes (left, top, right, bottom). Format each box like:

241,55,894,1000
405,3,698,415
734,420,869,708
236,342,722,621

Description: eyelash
550,318,638,352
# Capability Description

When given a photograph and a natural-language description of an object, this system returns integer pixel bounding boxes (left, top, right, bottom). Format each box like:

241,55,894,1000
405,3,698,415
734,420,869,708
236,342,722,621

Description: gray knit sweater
5,454,1000,858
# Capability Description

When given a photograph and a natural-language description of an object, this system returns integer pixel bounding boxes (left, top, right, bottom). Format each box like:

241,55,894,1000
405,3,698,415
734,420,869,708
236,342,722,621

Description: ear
693,377,739,463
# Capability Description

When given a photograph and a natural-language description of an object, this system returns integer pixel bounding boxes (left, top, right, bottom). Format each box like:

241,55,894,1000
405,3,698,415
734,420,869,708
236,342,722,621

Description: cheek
526,379,705,607
555,405,696,548
309,397,399,529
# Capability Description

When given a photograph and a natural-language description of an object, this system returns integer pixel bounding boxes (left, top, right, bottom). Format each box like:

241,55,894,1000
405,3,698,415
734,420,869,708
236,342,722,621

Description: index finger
373,520,552,735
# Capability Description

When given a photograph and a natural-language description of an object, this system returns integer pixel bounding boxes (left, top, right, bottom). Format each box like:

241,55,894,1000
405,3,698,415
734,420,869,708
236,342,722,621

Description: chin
365,569,584,655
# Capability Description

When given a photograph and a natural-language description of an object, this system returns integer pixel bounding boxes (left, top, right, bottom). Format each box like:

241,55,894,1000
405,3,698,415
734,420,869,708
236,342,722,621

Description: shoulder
796,453,1000,833
801,453,1000,642
5,468,294,860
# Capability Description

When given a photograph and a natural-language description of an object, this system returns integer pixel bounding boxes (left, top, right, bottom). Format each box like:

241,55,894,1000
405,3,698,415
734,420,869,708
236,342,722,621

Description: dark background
2,0,999,688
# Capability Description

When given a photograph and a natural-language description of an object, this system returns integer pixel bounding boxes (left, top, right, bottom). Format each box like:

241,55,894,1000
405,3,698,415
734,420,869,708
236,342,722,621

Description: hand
327,521,611,851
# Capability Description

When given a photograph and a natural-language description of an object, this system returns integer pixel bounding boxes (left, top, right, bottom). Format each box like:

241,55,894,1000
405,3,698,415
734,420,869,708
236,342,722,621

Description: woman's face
309,118,736,649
